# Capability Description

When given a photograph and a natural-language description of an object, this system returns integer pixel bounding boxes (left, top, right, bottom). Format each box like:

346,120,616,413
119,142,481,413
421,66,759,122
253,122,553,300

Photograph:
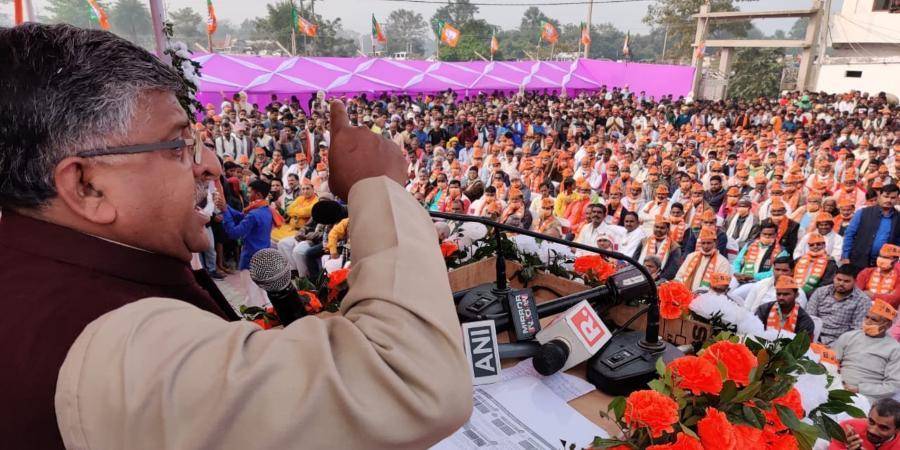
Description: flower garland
162,21,203,120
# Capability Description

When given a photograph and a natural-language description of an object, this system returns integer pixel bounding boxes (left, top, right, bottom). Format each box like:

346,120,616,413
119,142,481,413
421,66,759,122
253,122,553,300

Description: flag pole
148,0,169,62
290,0,297,56
370,18,375,56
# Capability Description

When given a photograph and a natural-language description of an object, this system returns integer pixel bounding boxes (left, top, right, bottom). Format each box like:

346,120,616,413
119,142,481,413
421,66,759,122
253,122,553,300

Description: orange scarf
793,255,828,294
683,251,718,290
772,218,789,255
643,235,672,265
670,221,686,244
767,302,799,333
867,269,896,295
244,199,285,227
741,241,773,276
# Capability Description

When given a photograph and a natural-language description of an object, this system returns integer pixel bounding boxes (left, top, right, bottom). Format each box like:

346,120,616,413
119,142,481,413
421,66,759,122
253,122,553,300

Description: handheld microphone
249,249,309,326
532,300,611,376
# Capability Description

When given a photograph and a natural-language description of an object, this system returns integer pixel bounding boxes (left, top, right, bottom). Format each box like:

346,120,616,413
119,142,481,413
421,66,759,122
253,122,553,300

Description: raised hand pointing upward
327,100,407,200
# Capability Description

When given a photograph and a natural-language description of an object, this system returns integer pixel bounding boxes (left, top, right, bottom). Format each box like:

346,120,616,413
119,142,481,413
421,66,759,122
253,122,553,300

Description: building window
872,0,900,11
845,70,863,78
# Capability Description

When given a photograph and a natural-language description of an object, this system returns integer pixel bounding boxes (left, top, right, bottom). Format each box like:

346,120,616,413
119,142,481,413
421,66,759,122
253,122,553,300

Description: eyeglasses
75,129,203,165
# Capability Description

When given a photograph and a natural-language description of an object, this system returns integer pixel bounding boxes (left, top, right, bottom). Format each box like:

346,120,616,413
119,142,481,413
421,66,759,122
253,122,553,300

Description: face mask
700,246,715,256
771,215,784,224
759,236,775,246
863,323,883,337
876,256,894,271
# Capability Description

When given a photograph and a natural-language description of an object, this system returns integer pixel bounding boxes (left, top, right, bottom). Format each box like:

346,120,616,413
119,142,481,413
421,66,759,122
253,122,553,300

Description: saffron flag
581,23,591,46
695,42,706,60
540,21,558,44
372,14,387,44
297,14,318,37
439,21,461,47
206,0,217,35
490,34,499,55
622,31,631,58
86,0,110,31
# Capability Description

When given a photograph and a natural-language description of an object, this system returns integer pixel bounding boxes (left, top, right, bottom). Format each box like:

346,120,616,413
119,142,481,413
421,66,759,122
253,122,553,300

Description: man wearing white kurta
575,204,626,255
675,227,733,293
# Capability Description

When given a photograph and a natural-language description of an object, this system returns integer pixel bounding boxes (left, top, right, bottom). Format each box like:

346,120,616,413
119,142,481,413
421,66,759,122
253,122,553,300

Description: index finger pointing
329,99,349,135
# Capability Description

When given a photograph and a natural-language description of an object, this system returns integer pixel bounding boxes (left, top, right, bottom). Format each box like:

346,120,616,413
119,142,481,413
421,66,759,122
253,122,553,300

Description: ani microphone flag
86,0,110,30
372,14,387,44
580,23,591,46
205,0,217,35
439,21,461,47
622,31,631,59
297,15,318,37
540,21,558,44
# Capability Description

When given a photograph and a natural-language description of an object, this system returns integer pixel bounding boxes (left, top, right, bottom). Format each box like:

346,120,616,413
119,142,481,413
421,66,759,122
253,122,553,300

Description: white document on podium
499,358,595,402
432,376,606,450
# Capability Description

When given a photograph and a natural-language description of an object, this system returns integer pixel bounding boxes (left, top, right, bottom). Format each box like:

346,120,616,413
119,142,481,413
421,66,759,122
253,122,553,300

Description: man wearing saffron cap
833,300,900,401
855,244,900,308
795,212,844,261
635,214,682,281
755,275,816,337
638,184,672,234
792,231,838,297
675,226,732,293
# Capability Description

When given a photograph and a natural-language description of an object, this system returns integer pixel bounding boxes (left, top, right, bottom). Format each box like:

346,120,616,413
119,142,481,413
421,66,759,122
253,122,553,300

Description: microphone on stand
532,300,612,376
249,249,309,327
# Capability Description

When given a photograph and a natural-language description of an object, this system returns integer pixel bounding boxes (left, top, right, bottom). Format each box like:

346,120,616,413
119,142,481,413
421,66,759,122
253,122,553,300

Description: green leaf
820,414,848,444
732,381,762,403
656,357,667,377
827,389,855,403
608,396,626,422
719,380,738,403
648,379,670,396
742,404,764,428
679,423,699,440
785,332,811,360
591,437,635,448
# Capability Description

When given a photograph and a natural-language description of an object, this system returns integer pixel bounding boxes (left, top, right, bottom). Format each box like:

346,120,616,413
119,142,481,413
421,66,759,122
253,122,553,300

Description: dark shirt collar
0,210,197,286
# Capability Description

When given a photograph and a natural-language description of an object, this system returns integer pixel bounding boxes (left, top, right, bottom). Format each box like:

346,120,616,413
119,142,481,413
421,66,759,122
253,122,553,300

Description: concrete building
815,0,900,97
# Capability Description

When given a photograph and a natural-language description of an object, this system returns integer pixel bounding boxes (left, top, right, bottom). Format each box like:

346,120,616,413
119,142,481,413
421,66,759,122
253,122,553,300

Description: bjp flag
439,21,461,47
540,21,558,44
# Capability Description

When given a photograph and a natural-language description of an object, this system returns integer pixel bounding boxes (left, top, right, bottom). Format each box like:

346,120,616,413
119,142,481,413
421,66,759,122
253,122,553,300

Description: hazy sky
26,0,829,36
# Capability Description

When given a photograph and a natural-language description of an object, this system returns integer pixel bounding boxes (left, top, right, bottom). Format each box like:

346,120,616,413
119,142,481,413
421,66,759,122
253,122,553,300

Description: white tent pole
148,0,171,64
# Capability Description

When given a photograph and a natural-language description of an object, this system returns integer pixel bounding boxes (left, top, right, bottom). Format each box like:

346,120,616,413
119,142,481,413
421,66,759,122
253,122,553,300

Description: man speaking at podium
0,24,471,449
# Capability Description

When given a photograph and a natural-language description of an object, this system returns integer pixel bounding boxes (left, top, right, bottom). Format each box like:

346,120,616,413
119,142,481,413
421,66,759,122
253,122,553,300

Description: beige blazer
55,176,473,449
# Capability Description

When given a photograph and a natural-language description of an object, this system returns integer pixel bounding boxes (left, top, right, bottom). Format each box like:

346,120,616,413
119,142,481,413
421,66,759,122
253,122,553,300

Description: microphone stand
429,211,664,352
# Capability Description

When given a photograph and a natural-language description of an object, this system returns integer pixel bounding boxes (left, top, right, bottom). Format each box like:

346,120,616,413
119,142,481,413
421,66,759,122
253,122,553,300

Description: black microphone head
311,200,347,225
532,339,570,376
249,248,291,292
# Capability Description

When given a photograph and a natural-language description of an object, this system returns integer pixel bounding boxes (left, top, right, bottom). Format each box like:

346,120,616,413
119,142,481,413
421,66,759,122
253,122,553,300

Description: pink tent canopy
193,54,694,107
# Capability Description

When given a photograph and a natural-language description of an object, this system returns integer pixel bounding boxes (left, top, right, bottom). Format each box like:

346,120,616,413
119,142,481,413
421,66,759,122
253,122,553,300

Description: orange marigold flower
299,290,322,314
573,255,618,283
699,340,758,386
646,433,703,450
658,280,693,319
623,390,679,438
697,407,737,450
440,241,459,258
763,430,799,450
733,424,764,448
667,356,723,395
764,387,805,431
327,268,350,290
